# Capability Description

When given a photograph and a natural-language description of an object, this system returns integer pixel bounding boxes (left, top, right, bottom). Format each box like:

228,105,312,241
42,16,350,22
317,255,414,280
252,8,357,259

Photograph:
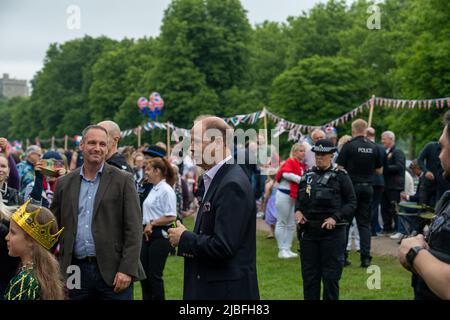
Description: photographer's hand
34,160,44,172
0,138,9,157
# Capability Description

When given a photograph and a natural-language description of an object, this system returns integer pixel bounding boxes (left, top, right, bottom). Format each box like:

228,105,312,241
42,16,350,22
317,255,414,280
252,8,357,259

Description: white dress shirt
142,179,177,225
203,155,232,198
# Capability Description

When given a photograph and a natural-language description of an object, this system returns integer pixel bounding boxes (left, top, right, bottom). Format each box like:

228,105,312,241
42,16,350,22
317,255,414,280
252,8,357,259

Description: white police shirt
142,179,177,225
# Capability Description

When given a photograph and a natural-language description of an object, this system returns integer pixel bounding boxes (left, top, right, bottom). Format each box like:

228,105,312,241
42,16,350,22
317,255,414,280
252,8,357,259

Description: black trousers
381,189,401,232
370,186,383,235
345,183,373,261
140,228,171,300
300,227,346,300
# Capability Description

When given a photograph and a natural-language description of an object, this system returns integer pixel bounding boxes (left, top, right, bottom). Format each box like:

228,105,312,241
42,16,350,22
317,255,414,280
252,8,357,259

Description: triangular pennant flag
259,109,266,118
173,129,180,143
273,121,286,138
402,100,407,108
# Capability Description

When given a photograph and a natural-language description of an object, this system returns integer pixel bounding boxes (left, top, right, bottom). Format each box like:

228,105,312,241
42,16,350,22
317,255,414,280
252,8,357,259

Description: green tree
285,0,351,67
0,97,30,139
270,55,370,126
90,37,159,127
248,21,289,103
385,0,450,155
29,36,117,138
8,97,37,140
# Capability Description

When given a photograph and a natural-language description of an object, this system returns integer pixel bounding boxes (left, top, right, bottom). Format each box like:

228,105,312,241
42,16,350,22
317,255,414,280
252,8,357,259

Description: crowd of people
1,111,450,300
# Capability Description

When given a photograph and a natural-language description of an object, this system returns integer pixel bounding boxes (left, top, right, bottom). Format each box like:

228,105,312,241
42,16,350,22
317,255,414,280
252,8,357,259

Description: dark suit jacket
178,163,260,300
383,145,406,191
50,163,146,286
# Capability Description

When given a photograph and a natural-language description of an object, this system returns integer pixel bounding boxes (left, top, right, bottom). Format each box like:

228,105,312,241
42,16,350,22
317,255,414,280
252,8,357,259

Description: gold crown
11,200,64,250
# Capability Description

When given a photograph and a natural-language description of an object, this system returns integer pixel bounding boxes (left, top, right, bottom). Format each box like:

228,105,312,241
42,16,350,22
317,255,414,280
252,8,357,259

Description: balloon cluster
137,92,165,120
74,135,82,146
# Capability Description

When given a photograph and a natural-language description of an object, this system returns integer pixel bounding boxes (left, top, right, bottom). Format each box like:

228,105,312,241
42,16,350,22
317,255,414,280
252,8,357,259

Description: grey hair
311,129,326,139
81,125,108,139
382,130,396,142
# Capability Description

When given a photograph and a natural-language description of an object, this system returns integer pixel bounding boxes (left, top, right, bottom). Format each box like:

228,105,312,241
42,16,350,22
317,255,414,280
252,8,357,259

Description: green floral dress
4,267,40,300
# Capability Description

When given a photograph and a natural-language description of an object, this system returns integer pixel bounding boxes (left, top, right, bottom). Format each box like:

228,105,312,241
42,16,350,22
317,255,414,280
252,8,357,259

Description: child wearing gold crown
4,201,65,300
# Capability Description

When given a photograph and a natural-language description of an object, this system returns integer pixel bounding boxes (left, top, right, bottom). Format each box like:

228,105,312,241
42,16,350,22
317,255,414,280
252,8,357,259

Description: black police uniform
296,141,356,300
106,152,133,174
337,135,382,266
412,191,450,299
371,143,386,235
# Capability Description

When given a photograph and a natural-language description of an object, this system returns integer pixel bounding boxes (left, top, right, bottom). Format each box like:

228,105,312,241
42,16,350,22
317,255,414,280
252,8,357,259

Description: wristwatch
406,246,425,268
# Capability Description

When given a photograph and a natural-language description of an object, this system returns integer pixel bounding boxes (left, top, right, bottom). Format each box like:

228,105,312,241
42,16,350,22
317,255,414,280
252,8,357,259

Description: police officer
295,139,356,300
399,111,450,300
337,119,383,267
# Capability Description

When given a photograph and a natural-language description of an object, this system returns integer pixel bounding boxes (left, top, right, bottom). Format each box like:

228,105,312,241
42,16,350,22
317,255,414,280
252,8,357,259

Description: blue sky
0,0,331,82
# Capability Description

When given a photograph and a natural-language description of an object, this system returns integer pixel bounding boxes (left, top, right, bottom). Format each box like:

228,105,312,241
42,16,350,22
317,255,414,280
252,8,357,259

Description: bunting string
25,96,450,146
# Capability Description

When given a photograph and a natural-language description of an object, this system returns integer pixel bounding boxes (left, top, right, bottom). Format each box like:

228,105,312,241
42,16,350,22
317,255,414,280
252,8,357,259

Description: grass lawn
134,216,413,300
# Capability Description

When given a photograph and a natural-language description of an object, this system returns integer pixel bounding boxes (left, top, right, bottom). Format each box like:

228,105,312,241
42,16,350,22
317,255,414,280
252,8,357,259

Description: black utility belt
300,220,347,229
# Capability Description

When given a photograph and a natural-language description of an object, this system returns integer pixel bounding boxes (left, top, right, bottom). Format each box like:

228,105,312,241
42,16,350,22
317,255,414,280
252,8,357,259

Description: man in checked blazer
51,125,145,300
168,116,260,300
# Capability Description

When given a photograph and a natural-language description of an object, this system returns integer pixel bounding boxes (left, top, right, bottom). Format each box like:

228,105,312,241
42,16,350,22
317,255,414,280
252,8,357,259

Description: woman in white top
140,157,177,300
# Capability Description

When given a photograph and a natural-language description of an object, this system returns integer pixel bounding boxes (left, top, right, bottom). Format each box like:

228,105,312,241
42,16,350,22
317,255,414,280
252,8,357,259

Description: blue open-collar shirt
74,163,104,259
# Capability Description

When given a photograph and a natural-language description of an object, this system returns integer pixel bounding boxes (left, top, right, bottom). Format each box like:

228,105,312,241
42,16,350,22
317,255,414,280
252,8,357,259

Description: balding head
191,116,233,170
366,127,376,142
98,120,121,158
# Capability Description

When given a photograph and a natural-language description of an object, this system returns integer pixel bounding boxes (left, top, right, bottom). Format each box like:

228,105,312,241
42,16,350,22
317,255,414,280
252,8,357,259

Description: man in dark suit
51,125,145,300
168,116,259,300
380,130,406,234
